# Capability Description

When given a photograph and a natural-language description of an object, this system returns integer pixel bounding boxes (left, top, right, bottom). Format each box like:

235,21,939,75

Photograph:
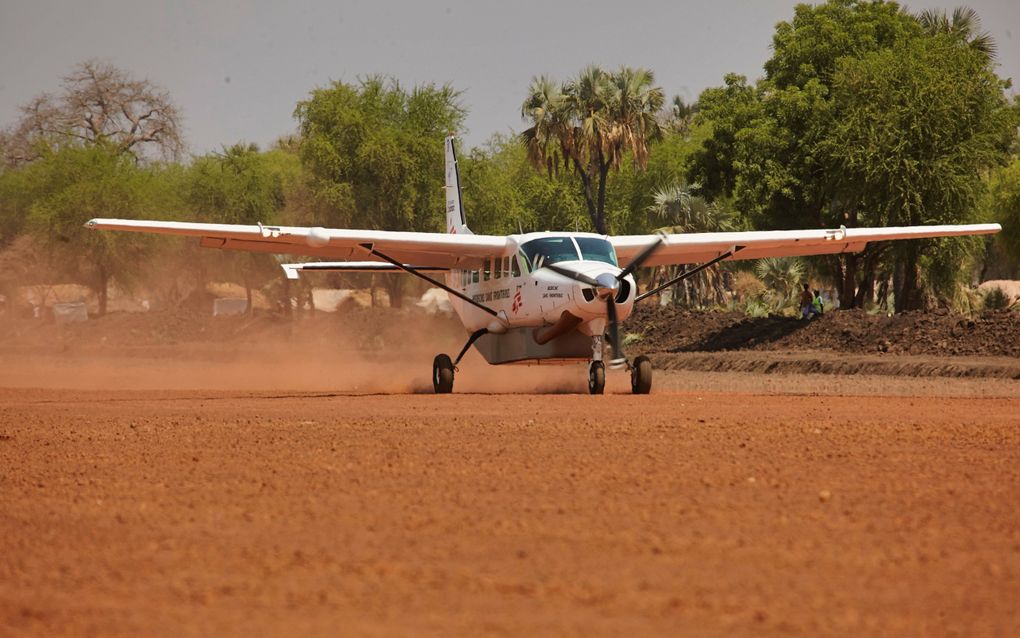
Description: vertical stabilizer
445,135,471,235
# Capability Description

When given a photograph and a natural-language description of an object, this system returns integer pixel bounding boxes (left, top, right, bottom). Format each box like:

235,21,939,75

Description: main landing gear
433,328,489,394
433,354,455,394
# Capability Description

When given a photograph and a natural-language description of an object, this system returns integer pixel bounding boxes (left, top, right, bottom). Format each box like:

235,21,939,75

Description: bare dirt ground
1,309,1019,636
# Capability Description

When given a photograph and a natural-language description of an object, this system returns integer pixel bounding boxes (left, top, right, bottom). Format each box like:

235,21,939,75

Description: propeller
545,233,666,367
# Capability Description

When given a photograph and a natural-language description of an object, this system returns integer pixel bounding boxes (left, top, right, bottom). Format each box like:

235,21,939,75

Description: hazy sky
1,0,1017,155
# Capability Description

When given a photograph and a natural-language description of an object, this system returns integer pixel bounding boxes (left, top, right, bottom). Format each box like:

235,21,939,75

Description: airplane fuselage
444,231,636,340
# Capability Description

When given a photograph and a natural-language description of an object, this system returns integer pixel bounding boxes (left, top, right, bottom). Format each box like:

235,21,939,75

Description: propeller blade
618,233,666,280
546,263,601,287
606,297,624,364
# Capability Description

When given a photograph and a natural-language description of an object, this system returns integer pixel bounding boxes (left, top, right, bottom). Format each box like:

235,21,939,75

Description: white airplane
87,136,1000,394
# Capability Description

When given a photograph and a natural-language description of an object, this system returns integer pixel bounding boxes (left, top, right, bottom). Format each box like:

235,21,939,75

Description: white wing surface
611,224,1002,268
85,218,507,268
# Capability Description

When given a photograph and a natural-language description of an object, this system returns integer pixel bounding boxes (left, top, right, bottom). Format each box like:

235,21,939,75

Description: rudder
445,135,471,235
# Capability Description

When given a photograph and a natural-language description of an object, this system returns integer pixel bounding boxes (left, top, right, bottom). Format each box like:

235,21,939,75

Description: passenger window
503,256,510,277
494,256,501,279
483,258,491,281
511,256,521,277
472,270,479,284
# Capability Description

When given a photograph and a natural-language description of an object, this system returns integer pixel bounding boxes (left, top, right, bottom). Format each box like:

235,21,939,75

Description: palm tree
610,67,663,167
917,6,996,60
520,75,571,177
649,182,736,306
755,257,806,311
663,96,698,136
521,66,664,234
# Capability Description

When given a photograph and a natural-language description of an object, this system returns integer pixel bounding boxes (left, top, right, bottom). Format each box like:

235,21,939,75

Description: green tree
691,1,921,309
294,77,464,305
186,143,285,313
520,66,665,234
23,144,169,315
294,76,464,233
689,0,1016,311
825,35,1017,309
987,157,1020,267
764,0,921,90
459,134,587,235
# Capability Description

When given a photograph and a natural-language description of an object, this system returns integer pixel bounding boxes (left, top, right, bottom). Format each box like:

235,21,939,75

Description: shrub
983,286,1010,311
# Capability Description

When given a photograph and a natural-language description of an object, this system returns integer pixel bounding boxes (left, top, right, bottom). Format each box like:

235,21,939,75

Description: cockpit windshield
519,236,619,270
575,237,618,266
520,237,581,269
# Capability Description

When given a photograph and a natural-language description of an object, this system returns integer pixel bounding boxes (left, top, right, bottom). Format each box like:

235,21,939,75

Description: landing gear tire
433,354,454,394
631,355,652,395
588,361,605,395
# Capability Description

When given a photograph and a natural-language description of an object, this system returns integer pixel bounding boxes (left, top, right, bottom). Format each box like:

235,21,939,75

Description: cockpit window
575,237,618,266
520,237,581,269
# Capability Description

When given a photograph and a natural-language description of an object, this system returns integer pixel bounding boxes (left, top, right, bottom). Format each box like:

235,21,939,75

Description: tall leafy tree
459,134,587,236
689,0,1016,310
294,77,464,305
984,158,1020,271
825,34,1016,309
186,143,285,313
520,65,665,234
294,76,464,233
23,144,169,315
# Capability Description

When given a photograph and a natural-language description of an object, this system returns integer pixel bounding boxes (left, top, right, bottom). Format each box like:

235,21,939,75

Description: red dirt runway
2,372,1019,636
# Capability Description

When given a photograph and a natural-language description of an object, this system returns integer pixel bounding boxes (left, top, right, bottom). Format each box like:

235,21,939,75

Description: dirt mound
651,351,1020,380
626,305,1020,358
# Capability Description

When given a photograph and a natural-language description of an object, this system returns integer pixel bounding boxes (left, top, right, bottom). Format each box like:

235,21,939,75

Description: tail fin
445,135,471,235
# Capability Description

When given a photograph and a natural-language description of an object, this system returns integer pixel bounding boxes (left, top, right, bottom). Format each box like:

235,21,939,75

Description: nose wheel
433,354,454,394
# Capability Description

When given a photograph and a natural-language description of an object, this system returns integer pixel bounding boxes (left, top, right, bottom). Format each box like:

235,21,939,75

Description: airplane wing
611,223,1002,268
85,218,507,269
280,261,448,279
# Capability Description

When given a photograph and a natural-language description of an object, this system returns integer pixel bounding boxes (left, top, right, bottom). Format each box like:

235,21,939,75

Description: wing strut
454,328,488,367
635,246,745,303
359,243,498,317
